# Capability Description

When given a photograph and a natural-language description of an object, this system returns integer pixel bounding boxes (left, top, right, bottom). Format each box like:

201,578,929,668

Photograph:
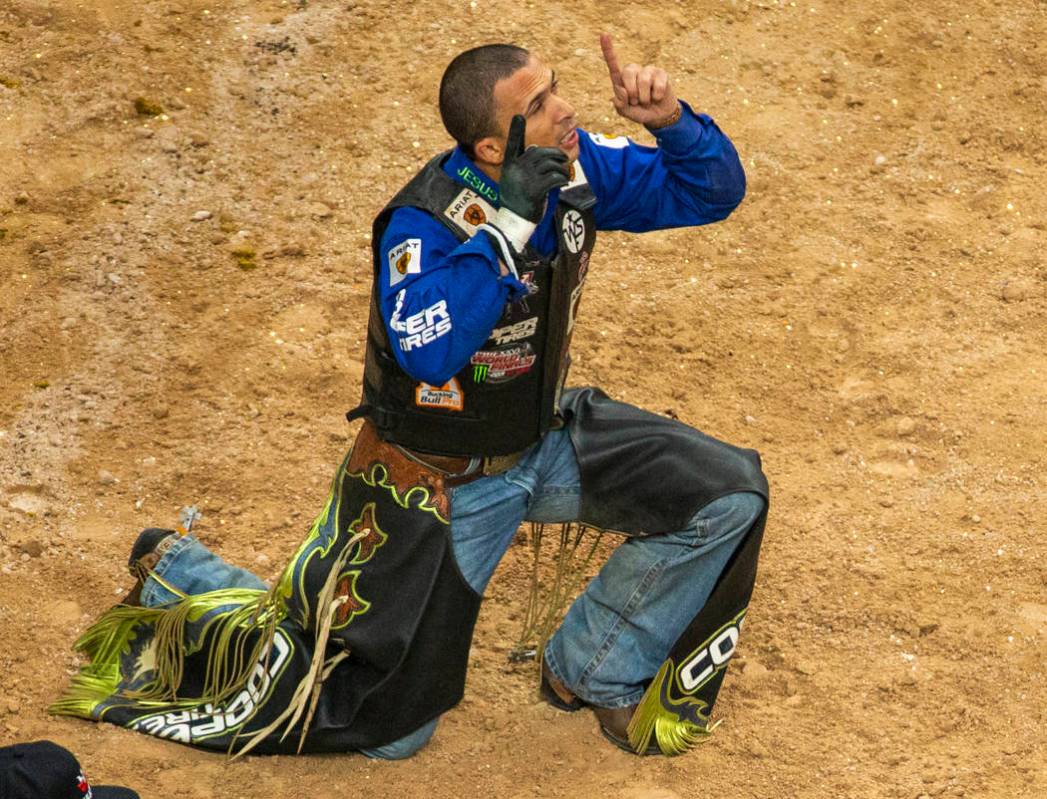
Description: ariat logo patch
445,189,497,237
387,238,421,287
415,377,464,411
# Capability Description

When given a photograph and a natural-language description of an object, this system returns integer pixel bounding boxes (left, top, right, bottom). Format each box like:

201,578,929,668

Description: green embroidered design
346,461,448,525
456,165,499,203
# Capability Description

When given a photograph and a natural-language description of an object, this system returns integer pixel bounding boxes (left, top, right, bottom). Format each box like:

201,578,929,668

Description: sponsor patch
387,238,421,287
390,290,453,352
677,610,746,694
131,631,293,744
490,316,538,345
589,132,630,149
562,159,589,190
415,377,464,412
562,209,586,254
470,342,537,384
445,189,498,237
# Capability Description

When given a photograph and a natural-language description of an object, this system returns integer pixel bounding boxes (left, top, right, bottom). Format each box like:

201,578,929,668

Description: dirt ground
1,0,1045,796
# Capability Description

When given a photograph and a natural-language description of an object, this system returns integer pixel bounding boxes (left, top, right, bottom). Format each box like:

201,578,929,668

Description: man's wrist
645,101,683,131
488,207,537,250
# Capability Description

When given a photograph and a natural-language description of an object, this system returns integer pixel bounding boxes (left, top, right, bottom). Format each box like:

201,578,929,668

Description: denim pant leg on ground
140,534,267,607
542,490,766,708
450,428,766,708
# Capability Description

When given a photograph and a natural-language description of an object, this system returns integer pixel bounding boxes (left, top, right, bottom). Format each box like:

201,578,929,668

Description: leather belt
395,446,525,488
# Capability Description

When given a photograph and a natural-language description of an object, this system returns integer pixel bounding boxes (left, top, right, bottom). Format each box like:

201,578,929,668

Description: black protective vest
355,153,597,457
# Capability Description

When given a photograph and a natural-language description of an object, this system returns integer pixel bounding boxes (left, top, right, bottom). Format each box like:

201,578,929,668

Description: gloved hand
499,114,571,223
478,114,571,277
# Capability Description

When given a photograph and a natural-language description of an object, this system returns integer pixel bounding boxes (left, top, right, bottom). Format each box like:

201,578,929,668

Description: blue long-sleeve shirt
378,102,745,386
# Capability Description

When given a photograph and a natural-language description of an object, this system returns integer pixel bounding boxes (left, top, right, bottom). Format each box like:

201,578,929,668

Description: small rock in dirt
279,243,306,257
134,127,154,139
152,405,169,419
168,97,187,111
191,210,213,222
133,96,164,116
14,191,29,205
159,140,179,153
794,660,816,676
831,442,847,454
918,621,939,636
255,553,270,566
19,553,30,563
142,456,157,467
18,540,44,558
98,469,118,485
189,132,210,148
744,414,758,425
308,201,333,218
107,273,122,286
60,317,77,330
896,417,916,436
873,153,887,166
4,699,18,714
1000,279,1031,303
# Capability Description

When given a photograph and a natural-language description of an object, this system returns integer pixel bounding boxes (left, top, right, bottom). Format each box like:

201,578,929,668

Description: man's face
492,55,579,161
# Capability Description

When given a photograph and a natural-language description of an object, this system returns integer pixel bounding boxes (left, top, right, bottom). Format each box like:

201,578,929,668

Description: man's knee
360,717,438,760
694,491,765,544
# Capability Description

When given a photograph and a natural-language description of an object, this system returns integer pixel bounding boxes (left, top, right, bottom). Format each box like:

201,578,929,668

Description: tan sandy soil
1,0,1045,797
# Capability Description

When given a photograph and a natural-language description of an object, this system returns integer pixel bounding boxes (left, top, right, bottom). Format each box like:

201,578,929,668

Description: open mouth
559,128,578,148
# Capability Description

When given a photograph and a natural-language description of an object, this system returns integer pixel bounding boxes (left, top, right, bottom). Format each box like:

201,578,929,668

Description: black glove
478,115,571,277
498,114,571,223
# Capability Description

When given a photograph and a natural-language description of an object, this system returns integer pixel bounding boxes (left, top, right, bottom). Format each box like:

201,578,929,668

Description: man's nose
553,94,575,121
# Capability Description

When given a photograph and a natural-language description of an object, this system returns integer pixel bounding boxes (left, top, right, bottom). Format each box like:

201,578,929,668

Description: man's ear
473,135,504,166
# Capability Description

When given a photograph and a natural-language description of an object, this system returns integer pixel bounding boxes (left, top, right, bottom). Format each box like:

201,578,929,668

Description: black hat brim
92,787,140,799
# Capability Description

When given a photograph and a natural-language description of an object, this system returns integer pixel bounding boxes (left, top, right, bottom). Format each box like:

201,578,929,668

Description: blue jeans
143,427,764,758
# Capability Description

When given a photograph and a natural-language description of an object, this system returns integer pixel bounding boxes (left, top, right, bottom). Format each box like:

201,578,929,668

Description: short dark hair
439,44,530,158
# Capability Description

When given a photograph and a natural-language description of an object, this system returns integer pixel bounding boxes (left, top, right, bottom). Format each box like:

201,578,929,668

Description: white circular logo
562,209,585,254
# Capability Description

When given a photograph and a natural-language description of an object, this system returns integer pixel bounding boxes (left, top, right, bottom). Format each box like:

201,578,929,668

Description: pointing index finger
600,33,625,89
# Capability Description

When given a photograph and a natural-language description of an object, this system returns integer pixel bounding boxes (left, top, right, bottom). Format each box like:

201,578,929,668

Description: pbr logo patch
470,343,537,384
562,209,585,254
415,377,464,411
387,238,421,287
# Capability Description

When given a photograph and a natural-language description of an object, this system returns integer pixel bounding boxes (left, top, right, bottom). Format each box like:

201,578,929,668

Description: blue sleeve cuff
648,100,706,153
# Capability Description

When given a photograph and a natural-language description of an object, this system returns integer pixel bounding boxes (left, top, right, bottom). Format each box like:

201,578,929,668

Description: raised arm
581,34,746,232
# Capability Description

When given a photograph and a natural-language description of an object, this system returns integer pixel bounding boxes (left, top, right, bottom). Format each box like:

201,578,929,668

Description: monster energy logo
473,363,490,383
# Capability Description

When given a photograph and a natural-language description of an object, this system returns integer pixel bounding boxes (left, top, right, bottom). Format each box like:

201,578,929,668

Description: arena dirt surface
2,0,1045,796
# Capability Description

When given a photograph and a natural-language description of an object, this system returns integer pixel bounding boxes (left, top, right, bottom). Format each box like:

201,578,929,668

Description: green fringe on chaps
626,659,715,756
